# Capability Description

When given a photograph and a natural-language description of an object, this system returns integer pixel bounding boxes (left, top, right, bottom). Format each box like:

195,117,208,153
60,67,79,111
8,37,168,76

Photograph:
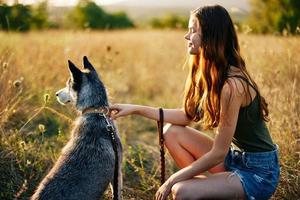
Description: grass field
0,30,299,199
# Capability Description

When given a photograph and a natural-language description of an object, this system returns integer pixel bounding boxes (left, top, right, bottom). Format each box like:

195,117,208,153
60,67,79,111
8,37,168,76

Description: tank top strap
227,75,259,95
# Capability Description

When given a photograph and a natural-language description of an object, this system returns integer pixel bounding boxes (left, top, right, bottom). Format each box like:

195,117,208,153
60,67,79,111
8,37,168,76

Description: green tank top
228,75,275,152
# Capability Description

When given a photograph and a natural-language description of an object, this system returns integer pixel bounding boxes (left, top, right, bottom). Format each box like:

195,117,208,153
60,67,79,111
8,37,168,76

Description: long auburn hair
183,5,269,129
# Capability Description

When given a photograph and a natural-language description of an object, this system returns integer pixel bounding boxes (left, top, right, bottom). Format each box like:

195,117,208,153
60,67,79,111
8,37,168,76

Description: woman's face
184,15,202,55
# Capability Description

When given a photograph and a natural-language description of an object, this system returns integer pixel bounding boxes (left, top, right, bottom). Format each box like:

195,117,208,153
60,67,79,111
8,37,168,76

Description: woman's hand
109,104,138,119
155,178,173,200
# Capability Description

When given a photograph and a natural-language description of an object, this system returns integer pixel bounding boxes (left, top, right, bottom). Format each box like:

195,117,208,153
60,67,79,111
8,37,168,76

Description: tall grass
0,30,299,199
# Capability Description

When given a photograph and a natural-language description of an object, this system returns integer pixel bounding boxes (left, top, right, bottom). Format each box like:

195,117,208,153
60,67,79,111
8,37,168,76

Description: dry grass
0,30,299,199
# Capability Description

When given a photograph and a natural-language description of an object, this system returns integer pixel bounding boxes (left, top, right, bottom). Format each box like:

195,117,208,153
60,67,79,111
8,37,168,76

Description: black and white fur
31,56,122,200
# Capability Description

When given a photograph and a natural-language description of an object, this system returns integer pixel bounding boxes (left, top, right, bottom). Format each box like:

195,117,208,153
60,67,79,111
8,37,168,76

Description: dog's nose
55,92,59,96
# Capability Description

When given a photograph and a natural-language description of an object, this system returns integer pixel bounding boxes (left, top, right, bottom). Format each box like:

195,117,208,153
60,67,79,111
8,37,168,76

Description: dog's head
56,56,108,111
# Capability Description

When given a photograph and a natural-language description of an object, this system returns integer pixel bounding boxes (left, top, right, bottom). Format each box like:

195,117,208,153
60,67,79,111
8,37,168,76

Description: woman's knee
171,182,192,200
163,124,182,145
171,182,182,200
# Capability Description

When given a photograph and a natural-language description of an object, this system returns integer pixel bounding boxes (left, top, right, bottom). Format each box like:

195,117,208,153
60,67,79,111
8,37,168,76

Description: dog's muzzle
56,87,72,105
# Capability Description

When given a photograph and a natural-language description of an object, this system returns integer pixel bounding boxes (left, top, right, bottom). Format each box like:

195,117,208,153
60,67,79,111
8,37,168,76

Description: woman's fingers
109,103,134,119
155,190,162,200
109,110,121,119
109,104,120,117
155,181,171,200
158,193,163,200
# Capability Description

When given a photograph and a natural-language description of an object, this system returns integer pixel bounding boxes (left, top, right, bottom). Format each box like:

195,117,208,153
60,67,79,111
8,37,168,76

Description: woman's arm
166,79,245,185
109,104,191,126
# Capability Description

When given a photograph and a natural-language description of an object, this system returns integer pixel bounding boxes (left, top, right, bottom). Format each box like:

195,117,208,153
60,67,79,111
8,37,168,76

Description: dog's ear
83,56,96,71
68,60,82,81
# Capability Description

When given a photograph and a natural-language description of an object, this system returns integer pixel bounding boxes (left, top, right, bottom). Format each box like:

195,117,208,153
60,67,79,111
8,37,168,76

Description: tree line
248,0,300,34
0,0,134,31
0,0,299,34
0,2,48,31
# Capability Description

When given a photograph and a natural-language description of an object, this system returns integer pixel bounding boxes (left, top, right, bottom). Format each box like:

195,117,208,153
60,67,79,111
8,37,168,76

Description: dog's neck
81,106,109,116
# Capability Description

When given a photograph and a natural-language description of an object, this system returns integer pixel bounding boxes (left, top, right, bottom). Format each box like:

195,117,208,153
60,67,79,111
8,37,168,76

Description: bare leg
163,124,225,173
171,172,246,200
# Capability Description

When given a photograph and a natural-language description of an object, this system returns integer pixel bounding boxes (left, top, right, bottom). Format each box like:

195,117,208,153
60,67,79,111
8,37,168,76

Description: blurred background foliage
149,14,188,29
0,0,299,34
0,0,135,31
64,0,134,29
0,2,48,31
248,0,300,34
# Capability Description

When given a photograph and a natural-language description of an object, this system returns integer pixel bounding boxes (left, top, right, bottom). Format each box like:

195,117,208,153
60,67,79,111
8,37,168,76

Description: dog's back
31,114,121,200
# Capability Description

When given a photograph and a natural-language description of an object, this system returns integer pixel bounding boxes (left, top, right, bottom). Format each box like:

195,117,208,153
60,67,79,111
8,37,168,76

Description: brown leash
157,108,165,185
105,116,119,200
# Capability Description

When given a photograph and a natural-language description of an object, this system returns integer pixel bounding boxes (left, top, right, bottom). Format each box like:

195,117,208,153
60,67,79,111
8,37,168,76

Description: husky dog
31,56,122,200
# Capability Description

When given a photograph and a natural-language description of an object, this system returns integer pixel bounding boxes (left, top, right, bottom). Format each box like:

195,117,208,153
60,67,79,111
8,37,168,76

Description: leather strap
81,106,109,115
227,75,259,95
98,113,119,200
157,108,165,185
109,127,119,200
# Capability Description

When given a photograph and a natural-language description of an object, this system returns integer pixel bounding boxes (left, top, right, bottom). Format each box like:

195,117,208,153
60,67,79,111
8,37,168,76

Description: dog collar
81,106,109,116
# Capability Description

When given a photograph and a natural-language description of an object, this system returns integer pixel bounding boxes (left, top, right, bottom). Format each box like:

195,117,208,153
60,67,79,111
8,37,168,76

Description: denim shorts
224,144,280,200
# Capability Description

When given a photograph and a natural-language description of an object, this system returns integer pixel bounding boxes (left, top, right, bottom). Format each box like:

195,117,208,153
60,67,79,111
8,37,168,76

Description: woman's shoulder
225,66,251,94
223,76,245,98
219,80,245,111
225,66,258,107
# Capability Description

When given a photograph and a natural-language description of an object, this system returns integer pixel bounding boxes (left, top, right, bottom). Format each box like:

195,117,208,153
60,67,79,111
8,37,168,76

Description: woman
109,5,280,200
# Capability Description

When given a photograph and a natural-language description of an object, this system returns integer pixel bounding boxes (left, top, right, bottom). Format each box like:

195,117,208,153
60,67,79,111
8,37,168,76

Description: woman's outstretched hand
109,104,138,120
